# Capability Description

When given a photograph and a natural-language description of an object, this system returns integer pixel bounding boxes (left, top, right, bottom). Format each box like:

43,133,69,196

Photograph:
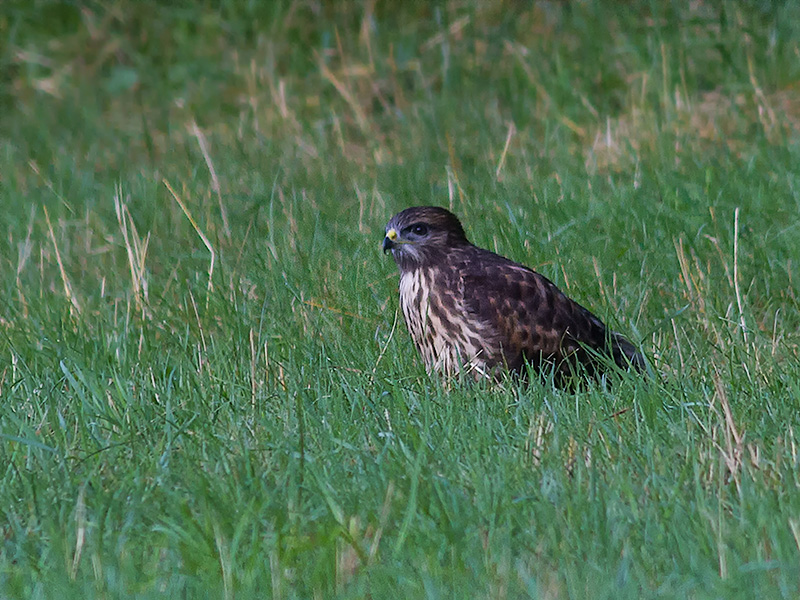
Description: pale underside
399,267,497,378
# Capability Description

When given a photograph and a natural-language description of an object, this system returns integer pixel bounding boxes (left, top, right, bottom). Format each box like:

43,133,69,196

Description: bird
382,206,645,383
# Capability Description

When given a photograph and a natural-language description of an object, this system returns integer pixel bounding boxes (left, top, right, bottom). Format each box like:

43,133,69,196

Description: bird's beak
383,228,398,254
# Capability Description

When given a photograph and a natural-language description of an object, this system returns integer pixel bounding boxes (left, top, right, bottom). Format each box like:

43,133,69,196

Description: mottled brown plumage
382,206,645,381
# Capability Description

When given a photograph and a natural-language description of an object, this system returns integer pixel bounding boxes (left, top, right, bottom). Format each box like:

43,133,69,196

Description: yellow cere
386,228,398,241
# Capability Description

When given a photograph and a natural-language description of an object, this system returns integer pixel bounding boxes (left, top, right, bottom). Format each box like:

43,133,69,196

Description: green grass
2,1,800,597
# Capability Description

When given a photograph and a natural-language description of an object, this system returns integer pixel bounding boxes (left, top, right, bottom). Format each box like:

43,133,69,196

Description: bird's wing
455,248,621,371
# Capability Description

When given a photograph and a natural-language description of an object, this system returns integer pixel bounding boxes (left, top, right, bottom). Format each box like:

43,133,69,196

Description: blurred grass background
2,1,800,598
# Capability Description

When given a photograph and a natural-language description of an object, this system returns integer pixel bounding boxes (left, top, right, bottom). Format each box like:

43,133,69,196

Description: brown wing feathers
457,246,632,376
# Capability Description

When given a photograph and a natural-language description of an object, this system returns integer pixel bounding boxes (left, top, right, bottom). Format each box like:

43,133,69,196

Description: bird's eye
411,224,428,236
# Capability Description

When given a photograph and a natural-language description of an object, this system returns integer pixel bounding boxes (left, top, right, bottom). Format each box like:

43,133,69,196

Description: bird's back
450,244,644,379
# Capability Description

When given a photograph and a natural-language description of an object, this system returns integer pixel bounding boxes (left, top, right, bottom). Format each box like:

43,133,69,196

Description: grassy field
3,1,800,597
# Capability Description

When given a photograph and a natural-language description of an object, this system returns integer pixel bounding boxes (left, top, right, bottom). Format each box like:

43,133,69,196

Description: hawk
382,206,645,381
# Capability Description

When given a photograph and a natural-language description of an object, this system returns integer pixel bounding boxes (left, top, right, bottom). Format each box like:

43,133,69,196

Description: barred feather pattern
398,267,495,377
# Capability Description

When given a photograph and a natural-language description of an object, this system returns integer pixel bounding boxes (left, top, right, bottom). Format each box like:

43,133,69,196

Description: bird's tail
610,332,647,373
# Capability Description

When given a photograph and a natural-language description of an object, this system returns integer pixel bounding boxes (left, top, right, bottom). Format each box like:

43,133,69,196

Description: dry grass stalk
164,178,217,306
189,119,231,243
43,205,81,315
114,184,150,316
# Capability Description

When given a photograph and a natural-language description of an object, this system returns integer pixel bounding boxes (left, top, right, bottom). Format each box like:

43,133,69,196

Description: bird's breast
398,268,490,377
398,269,431,352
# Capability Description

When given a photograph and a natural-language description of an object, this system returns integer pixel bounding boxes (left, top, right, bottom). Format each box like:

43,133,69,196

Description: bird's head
383,206,469,271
